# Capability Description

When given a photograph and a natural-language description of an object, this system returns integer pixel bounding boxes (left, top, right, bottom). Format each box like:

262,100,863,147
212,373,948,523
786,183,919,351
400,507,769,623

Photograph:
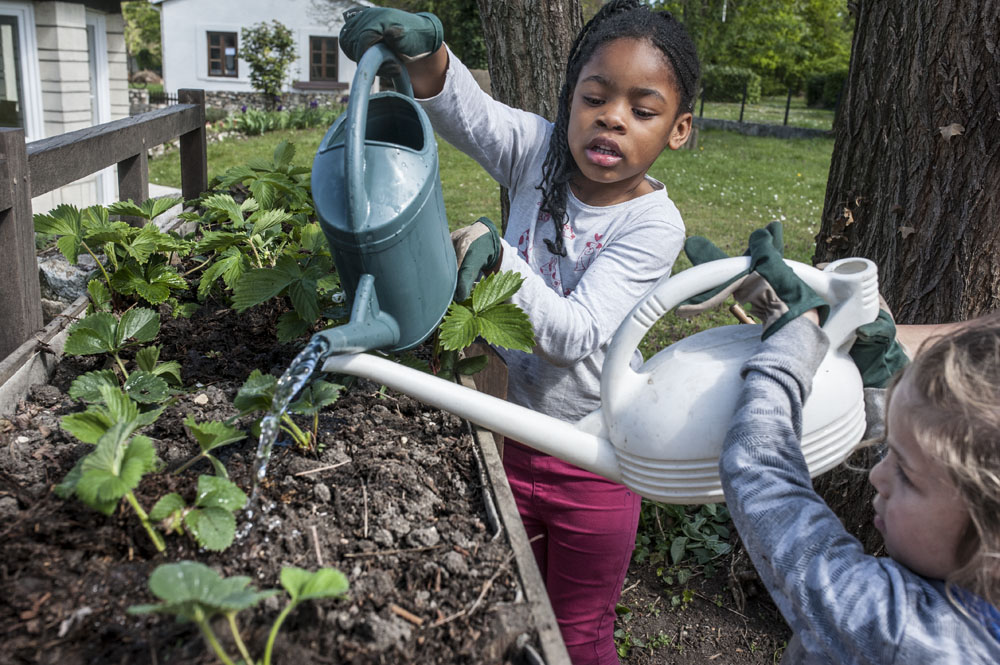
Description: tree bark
475,0,582,228
814,1,1000,325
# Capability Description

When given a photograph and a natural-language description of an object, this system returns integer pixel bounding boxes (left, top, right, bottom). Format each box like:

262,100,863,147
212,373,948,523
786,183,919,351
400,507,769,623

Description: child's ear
667,112,694,150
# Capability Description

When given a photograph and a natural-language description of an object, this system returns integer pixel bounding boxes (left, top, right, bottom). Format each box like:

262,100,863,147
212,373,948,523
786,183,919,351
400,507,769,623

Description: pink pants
503,438,642,665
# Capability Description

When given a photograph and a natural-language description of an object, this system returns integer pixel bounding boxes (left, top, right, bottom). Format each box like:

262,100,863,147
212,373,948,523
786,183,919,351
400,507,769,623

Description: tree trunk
814,1,1000,325
475,0,582,227
812,1,1000,554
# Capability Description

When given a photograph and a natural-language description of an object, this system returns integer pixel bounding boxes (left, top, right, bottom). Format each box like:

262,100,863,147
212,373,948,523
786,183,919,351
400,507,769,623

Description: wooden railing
0,88,207,361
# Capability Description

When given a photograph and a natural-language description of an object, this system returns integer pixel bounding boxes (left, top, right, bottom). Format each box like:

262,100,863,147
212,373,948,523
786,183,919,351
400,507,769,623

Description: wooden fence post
178,89,207,202
0,128,43,360
117,139,149,226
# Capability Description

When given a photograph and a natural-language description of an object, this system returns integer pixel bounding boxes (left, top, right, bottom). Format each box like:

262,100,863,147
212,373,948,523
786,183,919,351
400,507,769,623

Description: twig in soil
693,591,749,620
310,525,324,567
428,552,515,628
343,544,446,558
621,580,641,595
293,461,350,477
390,603,424,627
362,481,369,539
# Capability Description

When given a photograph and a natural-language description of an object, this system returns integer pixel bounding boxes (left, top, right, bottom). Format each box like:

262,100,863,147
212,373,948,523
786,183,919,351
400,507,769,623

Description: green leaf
195,230,244,253
280,566,349,603
184,507,237,551
129,561,276,620
232,268,293,312
194,475,247,512
34,203,81,236
201,193,246,227
123,224,162,264
150,492,186,522
99,383,141,424
116,308,160,346
76,424,140,513
670,536,688,565
273,140,295,169
87,279,111,312
134,345,160,372
61,410,114,444
476,304,534,352
124,370,170,404
151,359,183,387
456,354,489,376
288,278,319,323
68,369,119,402
107,200,147,219
438,304,477,351
275,310,312,342
145,196,184,220
249,208,291,238
184,416,246,454
55,234,84,265
64,312,118,355
233,369,277,414
472,271,524,312
289,380,343,416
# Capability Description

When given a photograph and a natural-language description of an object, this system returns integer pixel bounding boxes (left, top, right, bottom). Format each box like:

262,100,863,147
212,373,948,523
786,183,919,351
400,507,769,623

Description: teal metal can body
312,45,457,353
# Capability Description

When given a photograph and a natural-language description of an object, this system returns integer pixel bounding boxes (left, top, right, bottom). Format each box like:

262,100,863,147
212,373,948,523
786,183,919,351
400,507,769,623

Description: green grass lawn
698,95,835,131
149,126,833,356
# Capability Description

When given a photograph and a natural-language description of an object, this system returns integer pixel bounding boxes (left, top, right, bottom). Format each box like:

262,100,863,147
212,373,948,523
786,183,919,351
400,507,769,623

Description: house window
309,36,338,81
207,31,237,77
0,14,24,130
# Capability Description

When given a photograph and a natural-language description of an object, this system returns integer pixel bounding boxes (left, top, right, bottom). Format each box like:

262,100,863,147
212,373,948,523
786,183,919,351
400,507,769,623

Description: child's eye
582,96,603,106
633,108,657,119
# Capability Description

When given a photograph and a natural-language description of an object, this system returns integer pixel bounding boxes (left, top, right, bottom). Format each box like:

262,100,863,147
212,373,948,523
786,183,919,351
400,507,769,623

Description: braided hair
537,0,700,257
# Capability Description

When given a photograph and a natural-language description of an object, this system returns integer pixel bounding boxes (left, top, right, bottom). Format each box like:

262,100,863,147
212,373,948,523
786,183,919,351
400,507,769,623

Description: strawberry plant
55,384,166,551
149,473,248,551
63,308,179,404
435,270,535,376
234,369,343,451
129,561,349,665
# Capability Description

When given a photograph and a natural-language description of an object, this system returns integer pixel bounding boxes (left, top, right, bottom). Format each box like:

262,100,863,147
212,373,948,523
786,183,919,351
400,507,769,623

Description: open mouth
584,139,623,167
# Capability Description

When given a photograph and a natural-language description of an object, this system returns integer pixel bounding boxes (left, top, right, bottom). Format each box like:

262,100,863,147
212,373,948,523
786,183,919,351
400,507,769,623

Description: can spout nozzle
312,273,400,357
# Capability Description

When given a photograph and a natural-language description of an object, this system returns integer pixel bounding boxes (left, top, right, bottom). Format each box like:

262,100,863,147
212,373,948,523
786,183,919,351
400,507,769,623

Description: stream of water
241,335,331,528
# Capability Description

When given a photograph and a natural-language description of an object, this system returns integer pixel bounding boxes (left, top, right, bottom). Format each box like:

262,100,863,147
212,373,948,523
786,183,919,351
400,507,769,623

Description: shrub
701,65,761,104
205,107,228,124
806,69,848,109
240,21,297,109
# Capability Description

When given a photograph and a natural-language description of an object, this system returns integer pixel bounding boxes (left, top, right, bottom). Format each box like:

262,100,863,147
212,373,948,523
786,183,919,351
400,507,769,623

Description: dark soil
0,303,538,665
0,297,859,665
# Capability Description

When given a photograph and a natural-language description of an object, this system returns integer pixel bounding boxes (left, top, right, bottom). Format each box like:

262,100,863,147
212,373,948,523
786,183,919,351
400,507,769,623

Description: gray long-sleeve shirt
419,48,685,423
721,317,1000,664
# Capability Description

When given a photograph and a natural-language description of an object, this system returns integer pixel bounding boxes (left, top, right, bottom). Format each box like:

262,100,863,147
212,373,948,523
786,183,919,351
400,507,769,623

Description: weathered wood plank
178,89,207,202
117,148,149,226
26,104,202,198
0,128,44,360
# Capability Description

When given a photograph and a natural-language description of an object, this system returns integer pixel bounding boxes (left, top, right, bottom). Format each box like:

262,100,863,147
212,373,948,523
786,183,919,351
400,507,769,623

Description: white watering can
322,256,880,504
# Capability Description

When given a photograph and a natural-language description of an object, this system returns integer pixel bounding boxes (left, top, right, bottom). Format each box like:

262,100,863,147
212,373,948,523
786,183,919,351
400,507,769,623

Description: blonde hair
888,319,1000,608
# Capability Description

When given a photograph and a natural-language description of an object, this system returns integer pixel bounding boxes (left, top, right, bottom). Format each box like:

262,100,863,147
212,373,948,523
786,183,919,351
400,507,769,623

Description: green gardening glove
451,217,503,301
676,221,785,317
340,7,444,64
745,225,829,338
849,306,910,388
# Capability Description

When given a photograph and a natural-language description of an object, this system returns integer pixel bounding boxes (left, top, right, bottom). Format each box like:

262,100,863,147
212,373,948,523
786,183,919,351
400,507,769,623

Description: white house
154,0,373,103
0,0,129,211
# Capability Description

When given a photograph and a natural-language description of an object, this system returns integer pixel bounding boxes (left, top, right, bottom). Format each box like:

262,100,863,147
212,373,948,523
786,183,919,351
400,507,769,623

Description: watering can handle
345,44,416,232
602,256,881,397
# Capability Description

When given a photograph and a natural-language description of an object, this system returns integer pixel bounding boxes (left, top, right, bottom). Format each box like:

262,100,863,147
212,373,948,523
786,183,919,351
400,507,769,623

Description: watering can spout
312,274,401,357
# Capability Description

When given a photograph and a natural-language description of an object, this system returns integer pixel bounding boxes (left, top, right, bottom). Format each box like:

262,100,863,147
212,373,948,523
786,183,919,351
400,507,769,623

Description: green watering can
311,44,456,354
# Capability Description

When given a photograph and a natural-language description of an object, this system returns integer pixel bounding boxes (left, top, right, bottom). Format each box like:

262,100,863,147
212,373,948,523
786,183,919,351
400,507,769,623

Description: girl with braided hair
341,3,699,660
